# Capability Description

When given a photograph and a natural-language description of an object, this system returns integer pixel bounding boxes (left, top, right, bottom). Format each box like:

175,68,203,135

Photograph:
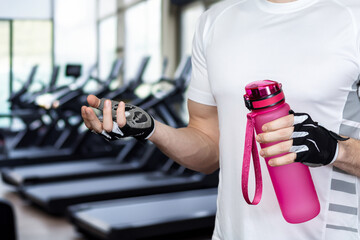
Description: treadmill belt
6,146,73,160
2,141,163,186
22,171,211,215
69,188,217,240
2,158,136,186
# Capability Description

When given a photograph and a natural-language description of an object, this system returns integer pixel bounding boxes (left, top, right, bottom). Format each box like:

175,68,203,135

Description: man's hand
255,114,295,167
81,95,155,141
256,111,348,167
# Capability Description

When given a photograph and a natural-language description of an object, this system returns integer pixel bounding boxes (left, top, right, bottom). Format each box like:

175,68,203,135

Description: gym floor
0,178,83,240
0,178,213,240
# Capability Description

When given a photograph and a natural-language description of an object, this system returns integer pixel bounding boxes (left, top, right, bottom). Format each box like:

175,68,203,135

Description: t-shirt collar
255,0,319,14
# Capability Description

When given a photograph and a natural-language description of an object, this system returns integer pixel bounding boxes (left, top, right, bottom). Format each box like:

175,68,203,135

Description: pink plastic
244,80,282,100
244,80,320,224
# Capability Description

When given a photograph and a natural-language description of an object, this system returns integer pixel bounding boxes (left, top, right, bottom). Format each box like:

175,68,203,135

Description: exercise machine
1,57,189,187
69,188,217,240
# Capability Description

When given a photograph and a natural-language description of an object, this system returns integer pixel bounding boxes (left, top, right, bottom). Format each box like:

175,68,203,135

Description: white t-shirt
187,0,360,239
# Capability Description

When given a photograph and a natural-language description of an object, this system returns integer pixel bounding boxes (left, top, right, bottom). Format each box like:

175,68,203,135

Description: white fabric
293,114,309,125
289,144,309,153
112,121,124,136
187,0,360,239
291,131,309,138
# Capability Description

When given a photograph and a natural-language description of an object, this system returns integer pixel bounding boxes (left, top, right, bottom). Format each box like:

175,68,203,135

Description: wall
0,0,52,19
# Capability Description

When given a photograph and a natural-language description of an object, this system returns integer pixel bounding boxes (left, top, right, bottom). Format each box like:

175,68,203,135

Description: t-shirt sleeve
187,13,217,106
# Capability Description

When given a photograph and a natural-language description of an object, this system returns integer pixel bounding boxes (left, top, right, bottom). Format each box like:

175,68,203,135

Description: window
180,2,205,57
54,0,97,85
0,21,10,127
99,15,117,80
124,0,161,83
0,20,53,127
0,0,51,19
99,0,117,18
0,0,54,127
12,20,52,92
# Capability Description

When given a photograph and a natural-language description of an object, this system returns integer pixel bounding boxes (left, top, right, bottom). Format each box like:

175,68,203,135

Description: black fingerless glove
93,98,155,141
289,110,349,167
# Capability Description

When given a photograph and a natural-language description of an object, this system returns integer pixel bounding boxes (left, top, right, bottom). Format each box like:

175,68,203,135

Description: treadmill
0,60,128,167
20,156,218,215
0,66,42,134
2,65,77,149
1,64,94,152
31,59,123,148
68,188,217,240
19,63,219,216
18,65,61,110
1,123,166,186
8,65,38,110
8,57,145,152
1,57,190,187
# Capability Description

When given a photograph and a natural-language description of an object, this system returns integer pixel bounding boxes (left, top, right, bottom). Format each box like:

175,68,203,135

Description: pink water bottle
241,80,320,224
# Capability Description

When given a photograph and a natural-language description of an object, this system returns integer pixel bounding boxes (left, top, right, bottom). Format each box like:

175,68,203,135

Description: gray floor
0,178,83,240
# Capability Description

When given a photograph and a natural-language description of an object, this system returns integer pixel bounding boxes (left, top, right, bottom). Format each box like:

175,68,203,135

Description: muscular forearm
82,96,219,173
149,120,219,174
334,138,360,177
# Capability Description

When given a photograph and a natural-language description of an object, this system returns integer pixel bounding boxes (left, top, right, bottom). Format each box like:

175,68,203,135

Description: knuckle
285,153,295,164
287,115,293,125
290,152,296,161
116,105,122,113
270,158,278,166
256,134,262,142
265,123,272,130
117,119,126,128
260,134,267,142
117,111,126,127
280,128,290,139
262,149,269,157
280,142,290,152
92,126,100,133
103,125,112,132
87,111,96,120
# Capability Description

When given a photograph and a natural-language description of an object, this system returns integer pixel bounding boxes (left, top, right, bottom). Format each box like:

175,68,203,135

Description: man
82,0,360,239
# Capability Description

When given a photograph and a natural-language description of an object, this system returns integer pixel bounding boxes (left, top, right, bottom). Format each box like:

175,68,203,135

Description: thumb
87,94,100,108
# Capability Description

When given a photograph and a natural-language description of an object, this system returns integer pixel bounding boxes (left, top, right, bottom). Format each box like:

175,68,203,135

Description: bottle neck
245,90,285,111
251,100,286,114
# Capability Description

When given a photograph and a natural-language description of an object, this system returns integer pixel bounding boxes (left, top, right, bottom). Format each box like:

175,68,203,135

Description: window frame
0,18,54,96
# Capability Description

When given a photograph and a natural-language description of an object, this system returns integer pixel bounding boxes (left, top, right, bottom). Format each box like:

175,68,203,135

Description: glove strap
242,113,263,205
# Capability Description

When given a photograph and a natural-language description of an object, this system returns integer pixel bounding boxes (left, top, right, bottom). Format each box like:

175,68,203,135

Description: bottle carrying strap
242,113,263,205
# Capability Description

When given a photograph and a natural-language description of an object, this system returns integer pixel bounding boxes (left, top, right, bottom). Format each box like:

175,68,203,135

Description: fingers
84,96,126,134
256,126,294,143
87,94,101,108
262,114,294,132
81,106,91,129
102,100,113,132
256,114,298,167
260,140,293,158
268,152,296,167
82,106,103,133
116,101,127,127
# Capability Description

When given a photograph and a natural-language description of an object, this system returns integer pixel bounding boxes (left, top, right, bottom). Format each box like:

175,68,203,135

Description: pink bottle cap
244,80,284,110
